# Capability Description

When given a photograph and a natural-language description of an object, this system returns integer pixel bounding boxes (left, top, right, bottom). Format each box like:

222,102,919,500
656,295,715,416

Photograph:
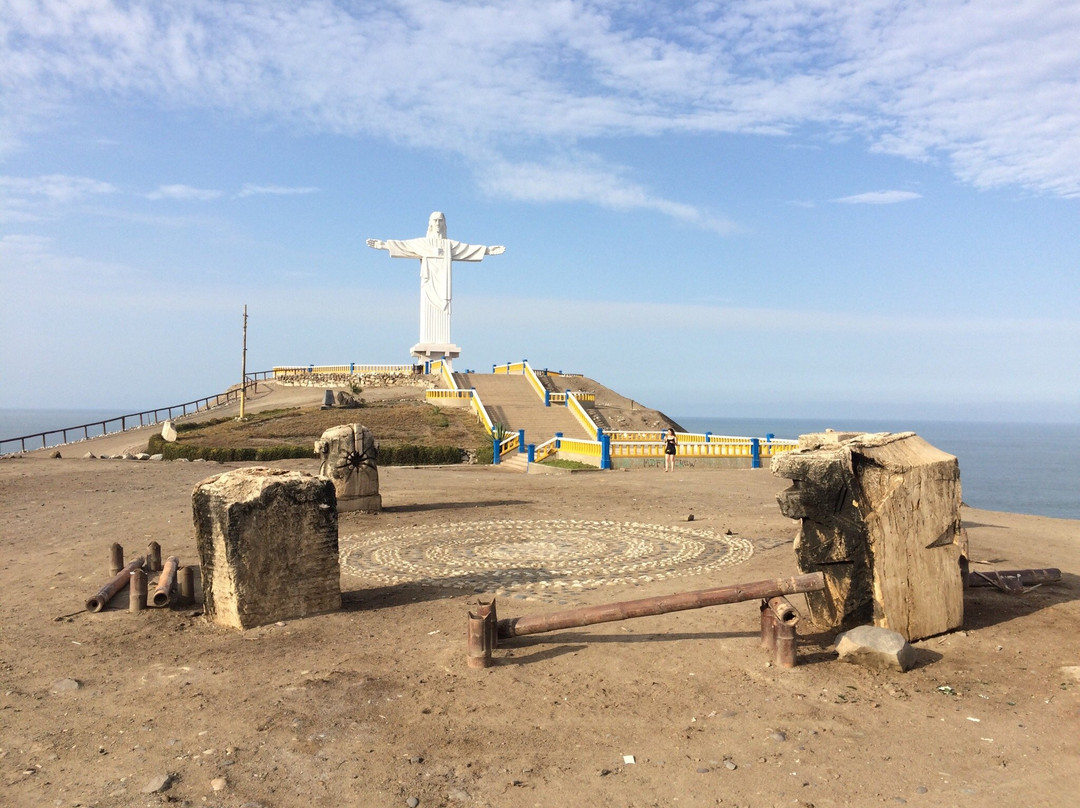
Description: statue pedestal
411,342,461,363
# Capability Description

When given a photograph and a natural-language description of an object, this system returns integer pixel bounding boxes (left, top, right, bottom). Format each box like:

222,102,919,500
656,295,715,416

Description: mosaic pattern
339,519,754,599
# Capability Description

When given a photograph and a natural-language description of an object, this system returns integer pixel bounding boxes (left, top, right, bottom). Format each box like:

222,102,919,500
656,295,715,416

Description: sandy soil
3,381,1078,808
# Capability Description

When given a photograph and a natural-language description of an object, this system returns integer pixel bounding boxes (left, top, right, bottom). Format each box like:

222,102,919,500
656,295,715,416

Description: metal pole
240,305,248,419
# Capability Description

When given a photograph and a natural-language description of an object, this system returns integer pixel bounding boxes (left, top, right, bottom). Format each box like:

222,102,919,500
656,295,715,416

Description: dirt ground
2,384,1078,808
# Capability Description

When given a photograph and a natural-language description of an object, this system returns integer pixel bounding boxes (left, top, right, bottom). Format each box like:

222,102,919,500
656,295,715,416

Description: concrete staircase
460,373,594,447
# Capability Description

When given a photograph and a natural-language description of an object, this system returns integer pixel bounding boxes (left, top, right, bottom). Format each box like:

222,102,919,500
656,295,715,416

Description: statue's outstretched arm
366,238,387,250
486,245,506,255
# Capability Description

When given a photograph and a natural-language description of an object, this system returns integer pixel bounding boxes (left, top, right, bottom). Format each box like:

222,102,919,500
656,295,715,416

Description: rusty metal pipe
965,568,1060,589
497,572,825,639
152,556,179,607
467,612,493,668
147,541,162,572
768,596,798,625
129,568,147,613
109,543,124,576
86,556,145,613
774,620,798,668
178,566,195,604
476,599,497,651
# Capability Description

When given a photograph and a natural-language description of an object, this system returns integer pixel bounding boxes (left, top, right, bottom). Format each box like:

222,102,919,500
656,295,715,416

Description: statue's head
427,211,447,238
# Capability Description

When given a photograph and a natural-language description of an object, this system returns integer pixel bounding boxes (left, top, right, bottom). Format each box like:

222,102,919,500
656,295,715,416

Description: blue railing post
751,438,761,469
706,431,712,442
544,390,550,407
596,427,603,441
527,444,535,463
601,434,611,470
492,438,501,465
518,429,526,453
555,432,563,449
564,390,570,407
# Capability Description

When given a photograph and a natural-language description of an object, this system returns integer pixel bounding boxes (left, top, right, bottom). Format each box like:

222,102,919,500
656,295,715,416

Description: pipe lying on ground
496,572,825,640
86,556,146,613
153,556,180,607
965,568,1060,591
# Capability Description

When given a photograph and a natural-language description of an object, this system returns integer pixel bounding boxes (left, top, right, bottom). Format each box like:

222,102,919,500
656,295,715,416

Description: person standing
664,428,678,472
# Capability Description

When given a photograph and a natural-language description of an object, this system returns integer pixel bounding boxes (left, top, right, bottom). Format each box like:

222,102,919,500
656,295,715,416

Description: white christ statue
367,211,505,363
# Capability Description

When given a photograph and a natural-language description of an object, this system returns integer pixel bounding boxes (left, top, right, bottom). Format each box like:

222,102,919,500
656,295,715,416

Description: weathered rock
835,625,917,672
141,773,172,793
322,389,335,408
50,678,81,693
192,468,341,630
161,420,178,442
314,424,381,513
773,431,965,641
82,452,96,459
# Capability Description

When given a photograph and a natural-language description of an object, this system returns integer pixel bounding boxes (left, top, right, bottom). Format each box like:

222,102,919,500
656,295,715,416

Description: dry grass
176,401,490,450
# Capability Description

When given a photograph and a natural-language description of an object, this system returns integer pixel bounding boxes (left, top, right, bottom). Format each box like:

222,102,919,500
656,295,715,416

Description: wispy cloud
0,174,118,221
834,190,922,205
236,184,319,198
478,155,739,235
146,184,224,201
3,0,1079,212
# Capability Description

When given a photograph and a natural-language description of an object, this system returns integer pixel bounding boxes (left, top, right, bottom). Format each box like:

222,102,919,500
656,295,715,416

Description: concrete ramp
462,373,593,444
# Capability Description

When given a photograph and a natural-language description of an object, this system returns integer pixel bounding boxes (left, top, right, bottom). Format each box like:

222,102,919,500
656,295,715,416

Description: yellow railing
566,393,599,438
533,438,558,462
470,389,495,435
523,363,547,400
425,389,473,401
273,364,416,376
607,438,798,460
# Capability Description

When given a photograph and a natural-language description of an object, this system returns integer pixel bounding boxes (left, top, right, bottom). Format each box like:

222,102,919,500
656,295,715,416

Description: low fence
1,371,275,455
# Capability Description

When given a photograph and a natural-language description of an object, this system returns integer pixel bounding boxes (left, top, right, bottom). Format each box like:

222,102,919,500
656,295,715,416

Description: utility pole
239,304,248,419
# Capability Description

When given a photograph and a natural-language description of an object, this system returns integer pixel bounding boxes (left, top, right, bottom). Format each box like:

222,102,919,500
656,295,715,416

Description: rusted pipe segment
774,620,797,669
497,572,826,640
476,599,497,650
467,612,492,669
153,556,180,607
178,566,195,604
110,543,124,576
760,601,777,651
147,541,162,572
965,568,1060,589
85,556,146,613
129,568,147,613
767,596,799,625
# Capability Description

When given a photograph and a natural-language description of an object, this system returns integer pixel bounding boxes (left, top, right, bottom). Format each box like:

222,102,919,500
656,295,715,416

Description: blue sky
2,0,1078,423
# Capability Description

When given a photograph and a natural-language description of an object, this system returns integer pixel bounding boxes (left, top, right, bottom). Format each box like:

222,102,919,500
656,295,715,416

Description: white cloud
146,184,223,201
236,184,319,198
834,190,922,205
3,0,1079,207
478,154,739,234
0,174,118,221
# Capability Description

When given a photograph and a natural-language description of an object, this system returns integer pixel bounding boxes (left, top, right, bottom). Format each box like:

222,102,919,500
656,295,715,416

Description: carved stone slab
772,432,966,641
192,468,341,630
315,424,381,513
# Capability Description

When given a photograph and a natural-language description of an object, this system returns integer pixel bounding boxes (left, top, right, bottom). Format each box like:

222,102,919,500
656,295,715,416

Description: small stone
82,452,96,459
696,767,710,773
141,773,172,793
50,450,62,459
409,755,424,764
724,760,737,770
50,678,81,693
835,625,917,672
915,786,928,794
769,731,787,742
211,776,227,791
407,798,420,808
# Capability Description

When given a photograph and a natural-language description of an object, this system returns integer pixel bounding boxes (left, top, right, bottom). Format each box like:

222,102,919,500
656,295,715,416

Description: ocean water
0,408,138,453
678,417,1080,521
2,409,1076,520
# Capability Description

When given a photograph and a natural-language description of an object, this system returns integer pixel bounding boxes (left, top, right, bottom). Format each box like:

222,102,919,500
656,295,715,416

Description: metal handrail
0,371,274,454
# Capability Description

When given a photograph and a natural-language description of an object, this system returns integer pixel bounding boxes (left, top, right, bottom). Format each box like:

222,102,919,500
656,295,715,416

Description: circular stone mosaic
339,520,754,598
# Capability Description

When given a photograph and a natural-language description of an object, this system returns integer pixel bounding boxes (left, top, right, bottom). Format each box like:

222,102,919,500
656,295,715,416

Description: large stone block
772,432,966,641
314,424,381,513
192,468,341,630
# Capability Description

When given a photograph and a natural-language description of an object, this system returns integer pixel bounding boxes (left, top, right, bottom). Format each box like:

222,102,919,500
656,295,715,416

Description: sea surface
2,409,1076,520
678,417,1079,521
